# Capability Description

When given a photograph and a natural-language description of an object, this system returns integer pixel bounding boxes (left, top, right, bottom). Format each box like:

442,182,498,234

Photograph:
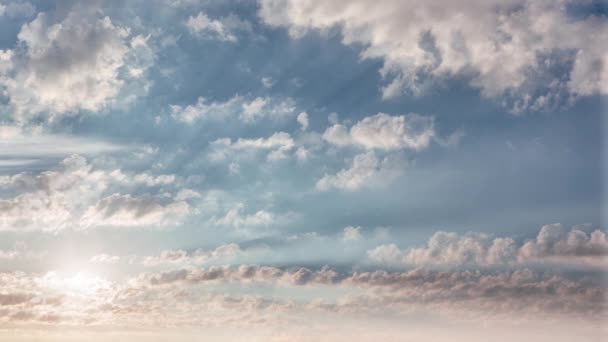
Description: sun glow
40,270,111,296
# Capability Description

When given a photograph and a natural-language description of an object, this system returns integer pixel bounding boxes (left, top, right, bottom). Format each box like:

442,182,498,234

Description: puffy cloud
343,226,362,241
79,193,190,229
1,7,152,121
323,113,435,151
186,12,251,42
259,0,608,111
368,224,607,268
518,223,608,263
296,112,309,130
171,95,295,124
214,206,274,228
0,155,192,231
316,151,403,191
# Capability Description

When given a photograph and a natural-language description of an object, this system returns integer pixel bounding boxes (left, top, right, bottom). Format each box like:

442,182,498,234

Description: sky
0,0,606,341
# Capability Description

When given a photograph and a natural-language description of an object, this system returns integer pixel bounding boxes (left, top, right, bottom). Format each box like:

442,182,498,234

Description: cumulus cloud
323,113,435,151
518,223,608,264
0,6,153,121
316,151,403,191
0,155,192,232
79,193,190,229
367,223,607,268
186,11,251,42
171,95,295,124
259,0,608,112
296,112,309,130
214,206,274,228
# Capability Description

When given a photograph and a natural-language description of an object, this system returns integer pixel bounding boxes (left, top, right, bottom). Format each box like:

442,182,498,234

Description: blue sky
0,0,606,341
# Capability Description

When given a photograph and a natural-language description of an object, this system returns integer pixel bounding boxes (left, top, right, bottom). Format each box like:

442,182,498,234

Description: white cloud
211,132,296,161
215,206,274,228
1,7,152,121
297,112,309,130
259,0,608,111
316,151,402,191
343,226,362,241
186,12,250,42
171,95,296,124
241,97,295,123
133,174,176,186
0,1,34,18
323,113,435,151
0,155,192,232
79,193,190,229
518,223,608,264
368,223,607,268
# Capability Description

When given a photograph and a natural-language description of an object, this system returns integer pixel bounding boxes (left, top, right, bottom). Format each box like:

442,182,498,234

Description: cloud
518,223,608,263
171,95,296,124
0,155,192,232
259,0,608,111
367,223,607,268
343,226,362,241
79,193,190,229
0,6,152,121
0,125,124,163
90,254,120,264
135,265,605,317
0,262,603,332
316,151,403,191
261,76,275,88
214,206,274,228
323,113,435,151
0,1,35,18
210,132,295,161
296,112,309,130
0,249,18,260
186,12,251,42
142,243,241,267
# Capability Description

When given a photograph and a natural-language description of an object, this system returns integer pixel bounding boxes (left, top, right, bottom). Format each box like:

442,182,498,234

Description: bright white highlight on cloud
323,113,435,151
